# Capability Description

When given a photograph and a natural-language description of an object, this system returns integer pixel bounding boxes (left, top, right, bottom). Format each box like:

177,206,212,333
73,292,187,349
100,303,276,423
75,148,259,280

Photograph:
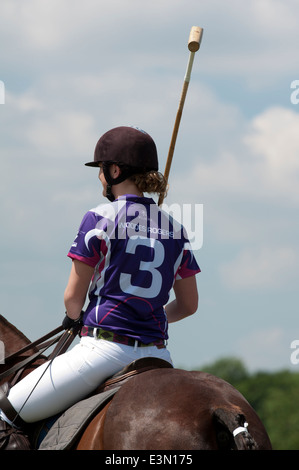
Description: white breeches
4,336,172,423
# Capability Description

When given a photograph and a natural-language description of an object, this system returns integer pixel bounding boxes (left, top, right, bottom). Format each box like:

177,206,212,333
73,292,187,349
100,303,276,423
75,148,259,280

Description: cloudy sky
1,0,298,373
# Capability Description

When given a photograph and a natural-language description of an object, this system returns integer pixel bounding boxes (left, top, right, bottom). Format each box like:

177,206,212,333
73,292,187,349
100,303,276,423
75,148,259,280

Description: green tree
197,357,299,450
238,370,299,450
199,356,249,384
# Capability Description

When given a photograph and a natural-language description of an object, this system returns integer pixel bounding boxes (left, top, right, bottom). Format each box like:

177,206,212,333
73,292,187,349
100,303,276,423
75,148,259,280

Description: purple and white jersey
68,195,200,344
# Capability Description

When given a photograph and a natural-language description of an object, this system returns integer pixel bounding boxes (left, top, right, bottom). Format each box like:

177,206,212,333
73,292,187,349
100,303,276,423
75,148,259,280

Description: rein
3,325,64,363
0,324,80,427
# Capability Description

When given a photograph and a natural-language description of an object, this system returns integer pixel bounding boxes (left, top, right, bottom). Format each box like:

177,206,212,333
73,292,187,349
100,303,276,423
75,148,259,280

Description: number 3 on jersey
119,236,165,298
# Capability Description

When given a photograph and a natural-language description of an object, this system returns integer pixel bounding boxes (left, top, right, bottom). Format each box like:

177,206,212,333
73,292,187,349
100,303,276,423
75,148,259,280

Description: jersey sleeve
67,211,103,268
175,242,201,280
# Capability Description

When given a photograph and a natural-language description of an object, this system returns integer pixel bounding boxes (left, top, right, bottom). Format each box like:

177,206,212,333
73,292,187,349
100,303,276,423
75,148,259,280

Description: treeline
197,357,299,450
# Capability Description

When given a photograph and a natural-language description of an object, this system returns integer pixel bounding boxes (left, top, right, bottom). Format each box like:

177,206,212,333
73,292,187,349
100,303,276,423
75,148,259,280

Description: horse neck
0,314,31,357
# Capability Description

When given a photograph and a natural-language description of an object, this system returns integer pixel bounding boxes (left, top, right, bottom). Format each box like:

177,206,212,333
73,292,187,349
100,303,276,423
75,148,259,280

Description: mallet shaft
158,26,203,206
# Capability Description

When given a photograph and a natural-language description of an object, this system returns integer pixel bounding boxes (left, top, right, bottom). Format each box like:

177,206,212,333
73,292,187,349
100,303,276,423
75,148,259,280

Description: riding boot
0,419,31,450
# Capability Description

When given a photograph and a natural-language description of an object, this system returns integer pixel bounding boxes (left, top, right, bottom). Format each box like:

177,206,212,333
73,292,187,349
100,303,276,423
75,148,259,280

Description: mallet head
188,26,203,52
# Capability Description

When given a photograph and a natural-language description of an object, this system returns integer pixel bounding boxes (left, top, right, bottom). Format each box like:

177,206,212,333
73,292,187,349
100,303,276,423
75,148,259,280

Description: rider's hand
62,312,83,331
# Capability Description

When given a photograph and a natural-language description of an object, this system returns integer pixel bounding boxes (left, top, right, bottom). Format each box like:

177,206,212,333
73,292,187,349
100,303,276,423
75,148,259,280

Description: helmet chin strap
105,183,115,202
102,163,141,202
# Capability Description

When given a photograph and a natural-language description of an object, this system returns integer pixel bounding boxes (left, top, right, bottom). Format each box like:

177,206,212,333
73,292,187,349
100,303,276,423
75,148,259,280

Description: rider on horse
0,126,200,449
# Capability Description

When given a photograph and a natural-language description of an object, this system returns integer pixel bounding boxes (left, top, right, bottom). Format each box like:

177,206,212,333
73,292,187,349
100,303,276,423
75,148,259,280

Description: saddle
36,357,173,450
97,356,172,393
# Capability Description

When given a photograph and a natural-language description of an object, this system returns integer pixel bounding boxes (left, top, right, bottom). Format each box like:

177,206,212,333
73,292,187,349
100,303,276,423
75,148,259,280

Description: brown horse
0,315,272,450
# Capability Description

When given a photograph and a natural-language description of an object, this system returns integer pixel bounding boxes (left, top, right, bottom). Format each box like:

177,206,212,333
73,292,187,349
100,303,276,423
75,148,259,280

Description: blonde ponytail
130,171,168,201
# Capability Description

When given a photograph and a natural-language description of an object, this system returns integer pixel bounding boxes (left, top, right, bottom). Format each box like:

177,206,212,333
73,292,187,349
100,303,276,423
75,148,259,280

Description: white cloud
236,326,290,372
171,105,299,207
7,91,44,113
25,111,97,158
167,103,299,297
219,245,298,290
1,0,107,50
249,0,298,35
245,107,299,194
1,0,299,91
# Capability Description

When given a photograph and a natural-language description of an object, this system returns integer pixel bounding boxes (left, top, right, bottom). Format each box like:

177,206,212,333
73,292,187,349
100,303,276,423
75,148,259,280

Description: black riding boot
0,419,31,450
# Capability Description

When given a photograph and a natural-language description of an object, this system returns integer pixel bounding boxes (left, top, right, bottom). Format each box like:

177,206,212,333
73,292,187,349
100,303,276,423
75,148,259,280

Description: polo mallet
158,26,203,206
